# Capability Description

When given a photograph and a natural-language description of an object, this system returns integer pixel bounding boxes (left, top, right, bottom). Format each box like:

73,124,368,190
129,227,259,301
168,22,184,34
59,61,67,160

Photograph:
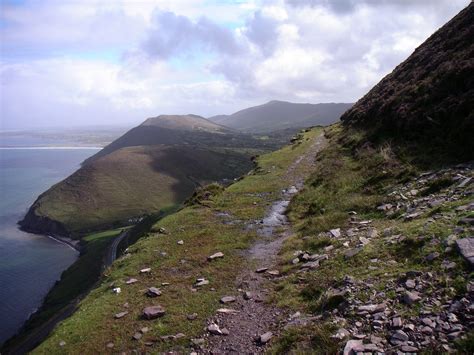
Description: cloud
142,10,241,59
0,0,470,129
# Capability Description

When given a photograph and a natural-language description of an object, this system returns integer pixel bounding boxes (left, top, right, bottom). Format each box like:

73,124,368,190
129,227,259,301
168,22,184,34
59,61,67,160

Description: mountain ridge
209,100,353,133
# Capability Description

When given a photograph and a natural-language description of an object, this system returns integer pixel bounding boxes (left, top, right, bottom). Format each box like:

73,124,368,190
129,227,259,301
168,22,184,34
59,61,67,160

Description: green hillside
19,115,272,238
209,100,352,133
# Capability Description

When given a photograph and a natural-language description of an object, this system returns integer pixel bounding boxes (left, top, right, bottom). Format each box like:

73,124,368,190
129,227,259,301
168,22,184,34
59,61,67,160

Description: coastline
44,235,81,252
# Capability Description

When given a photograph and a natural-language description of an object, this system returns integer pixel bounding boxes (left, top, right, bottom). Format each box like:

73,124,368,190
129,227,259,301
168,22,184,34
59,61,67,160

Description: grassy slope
268,124,473,353
30,144,255,236
33,128,322,354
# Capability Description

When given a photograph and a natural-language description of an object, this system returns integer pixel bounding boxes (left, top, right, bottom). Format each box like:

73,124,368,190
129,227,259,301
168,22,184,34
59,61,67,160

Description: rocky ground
283,162,473,354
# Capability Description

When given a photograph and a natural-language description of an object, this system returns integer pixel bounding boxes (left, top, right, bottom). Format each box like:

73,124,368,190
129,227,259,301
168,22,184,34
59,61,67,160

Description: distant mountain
209,100,353,133
84,114,256,164
341,3,474,160
19,115,272,237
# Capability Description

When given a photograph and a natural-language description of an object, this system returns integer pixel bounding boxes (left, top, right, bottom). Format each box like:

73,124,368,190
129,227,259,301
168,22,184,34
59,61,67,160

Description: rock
456,238,474,266
324,245,334,252
158,227,167,234
377,204,393,211
421,318,436,328
425,252,440,261
132,332,142,340
126,278,138,284
256,267,268,273
191,338,205,346
421,326,433,334
243,291,253,300
208,252,224,261
208,323,223,335
106,342,114,349
405,279,416,289
332,328,350,340
177,240,184,245
367,228,378,238
343,340,364,355
140,327,149,333
259,331,273,344
359,237,370,245
114,311,128,319
220,296,236,304
458,217,474,226
403,291,421,305
195,278,210,287
267,270,280,276
392,317,403,328
112,287,121,294
401,345,419,352
358,303,386,314
59,341,66,347
391,329,409,343
344,248,361,259
143,305,166,319
187,313,198,320
330,228,341,238
216,308,239,314
458,177,472,188
300,261,320,269
291,257,300,264
140,268,151,274
147,287,161,297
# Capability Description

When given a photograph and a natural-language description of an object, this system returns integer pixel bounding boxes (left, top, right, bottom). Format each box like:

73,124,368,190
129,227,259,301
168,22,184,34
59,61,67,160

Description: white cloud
0,0,470,129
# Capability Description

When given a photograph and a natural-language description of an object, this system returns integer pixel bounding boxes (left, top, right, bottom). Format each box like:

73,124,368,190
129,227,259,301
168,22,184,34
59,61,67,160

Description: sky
0,0,469,130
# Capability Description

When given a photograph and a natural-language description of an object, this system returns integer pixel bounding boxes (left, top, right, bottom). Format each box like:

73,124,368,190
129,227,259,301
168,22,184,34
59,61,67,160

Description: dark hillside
341,3,474,161
209,101,352,133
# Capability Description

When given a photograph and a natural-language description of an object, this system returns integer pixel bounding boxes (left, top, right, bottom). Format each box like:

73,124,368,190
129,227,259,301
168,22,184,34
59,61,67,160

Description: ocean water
0,147,100,345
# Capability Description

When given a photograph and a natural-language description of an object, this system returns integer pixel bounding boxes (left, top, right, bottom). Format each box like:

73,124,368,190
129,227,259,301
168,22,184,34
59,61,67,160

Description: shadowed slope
209,101,352,133
341,3,474,161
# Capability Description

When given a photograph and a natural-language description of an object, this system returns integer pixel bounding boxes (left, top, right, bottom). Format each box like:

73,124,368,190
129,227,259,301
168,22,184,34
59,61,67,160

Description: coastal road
6,231,129,354
105,230,128,267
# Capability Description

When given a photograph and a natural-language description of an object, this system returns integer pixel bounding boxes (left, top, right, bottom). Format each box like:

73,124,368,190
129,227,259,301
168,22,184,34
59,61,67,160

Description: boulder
456,238,474,266
143,305,166,319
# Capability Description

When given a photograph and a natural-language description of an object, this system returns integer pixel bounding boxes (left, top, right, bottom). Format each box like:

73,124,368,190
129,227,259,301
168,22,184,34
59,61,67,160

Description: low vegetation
32,128,323,354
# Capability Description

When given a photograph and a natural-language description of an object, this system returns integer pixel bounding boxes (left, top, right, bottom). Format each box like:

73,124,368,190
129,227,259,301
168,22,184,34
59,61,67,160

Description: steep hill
84,114,253,163
209,100,352,133
19,115,270,238
341,3,474,161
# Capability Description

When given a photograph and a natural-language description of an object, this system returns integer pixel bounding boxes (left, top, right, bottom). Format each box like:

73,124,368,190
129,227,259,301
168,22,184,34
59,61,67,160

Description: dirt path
203,132,327,354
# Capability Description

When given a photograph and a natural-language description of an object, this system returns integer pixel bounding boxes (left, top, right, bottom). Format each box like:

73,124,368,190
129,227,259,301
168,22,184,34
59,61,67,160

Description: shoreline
44,235,81,253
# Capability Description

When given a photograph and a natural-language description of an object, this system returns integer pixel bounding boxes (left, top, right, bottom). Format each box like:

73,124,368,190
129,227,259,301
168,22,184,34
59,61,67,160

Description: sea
0,135,101,345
